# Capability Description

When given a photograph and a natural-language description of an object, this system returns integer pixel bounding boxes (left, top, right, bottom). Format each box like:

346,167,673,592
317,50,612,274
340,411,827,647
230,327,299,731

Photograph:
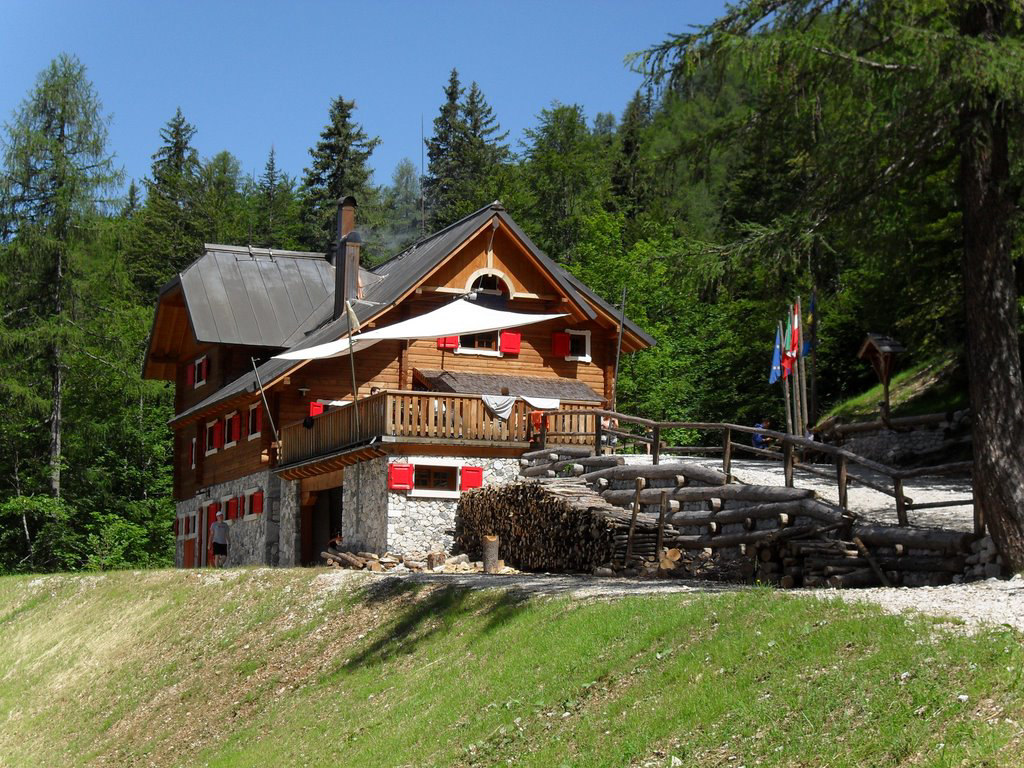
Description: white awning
274,298,567,361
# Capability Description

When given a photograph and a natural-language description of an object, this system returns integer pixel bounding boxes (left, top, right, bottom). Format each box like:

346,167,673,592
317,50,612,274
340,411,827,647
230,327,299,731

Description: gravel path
683,457,975,531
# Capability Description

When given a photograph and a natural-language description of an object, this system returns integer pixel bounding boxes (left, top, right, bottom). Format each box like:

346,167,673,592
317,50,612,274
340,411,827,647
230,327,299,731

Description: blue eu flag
769,326,782,384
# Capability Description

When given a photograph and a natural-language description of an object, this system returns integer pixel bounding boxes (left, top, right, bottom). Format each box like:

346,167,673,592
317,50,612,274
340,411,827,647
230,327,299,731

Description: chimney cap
343,230,362,245
337,195,358,207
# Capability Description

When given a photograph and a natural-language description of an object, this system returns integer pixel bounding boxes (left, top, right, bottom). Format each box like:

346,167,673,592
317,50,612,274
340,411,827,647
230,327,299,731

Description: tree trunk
959,3,1024,570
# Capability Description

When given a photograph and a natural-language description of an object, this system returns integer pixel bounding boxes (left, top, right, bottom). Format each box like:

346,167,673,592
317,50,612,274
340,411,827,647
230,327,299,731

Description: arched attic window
459,273,509,354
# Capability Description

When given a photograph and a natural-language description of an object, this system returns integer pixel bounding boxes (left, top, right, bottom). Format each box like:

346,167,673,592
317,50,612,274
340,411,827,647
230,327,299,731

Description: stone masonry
175,469,281,567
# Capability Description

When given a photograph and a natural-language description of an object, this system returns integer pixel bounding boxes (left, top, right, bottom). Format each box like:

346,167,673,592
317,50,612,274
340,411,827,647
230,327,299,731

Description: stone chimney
332,196,361,321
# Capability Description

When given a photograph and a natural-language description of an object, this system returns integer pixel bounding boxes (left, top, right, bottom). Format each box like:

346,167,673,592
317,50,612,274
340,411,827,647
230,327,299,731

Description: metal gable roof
169,202,655,425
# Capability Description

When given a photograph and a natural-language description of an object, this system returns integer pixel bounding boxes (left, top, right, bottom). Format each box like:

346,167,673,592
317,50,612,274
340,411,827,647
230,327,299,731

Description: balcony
278,390,596,468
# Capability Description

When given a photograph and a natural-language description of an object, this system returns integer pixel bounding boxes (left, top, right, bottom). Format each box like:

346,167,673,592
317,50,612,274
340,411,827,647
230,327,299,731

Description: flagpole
797,296,809,435
780,320,794,435
345,301,360,441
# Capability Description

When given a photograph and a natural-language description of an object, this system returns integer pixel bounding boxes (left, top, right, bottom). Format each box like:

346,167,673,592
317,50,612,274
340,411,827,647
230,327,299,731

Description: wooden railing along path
279,390,596,467
539,408,978,534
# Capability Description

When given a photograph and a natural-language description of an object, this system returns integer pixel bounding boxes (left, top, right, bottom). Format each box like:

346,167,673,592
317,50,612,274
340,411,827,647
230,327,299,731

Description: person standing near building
211,509,229,567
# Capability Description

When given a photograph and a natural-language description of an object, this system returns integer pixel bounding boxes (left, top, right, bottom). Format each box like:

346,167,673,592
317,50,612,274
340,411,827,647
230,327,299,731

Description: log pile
491,452,982,587
320,549,519,575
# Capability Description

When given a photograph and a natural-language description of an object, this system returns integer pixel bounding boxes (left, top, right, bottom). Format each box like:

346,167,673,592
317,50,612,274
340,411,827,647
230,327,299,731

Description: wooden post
780,321,794,435
783,441,794,487
594,417,604,456
482,534,500,574
894,478,908,526
722,427,733,482
539,415,547,449
651,425,661,466
836,454,848,509
625,477,645,564
657,490,668,555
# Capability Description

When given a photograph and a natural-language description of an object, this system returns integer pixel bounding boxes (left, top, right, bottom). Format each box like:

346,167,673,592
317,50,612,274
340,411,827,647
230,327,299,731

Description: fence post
594,416,603,456
894,478,908,526
784,441,794,487
836,455,848,509
625,477,645,564
539,415,547,449
657,490,668,554
652,425,661,465
722,427,733,482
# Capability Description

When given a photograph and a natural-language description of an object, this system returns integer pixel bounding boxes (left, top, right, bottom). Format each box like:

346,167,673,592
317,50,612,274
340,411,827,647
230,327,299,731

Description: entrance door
183,537,195,568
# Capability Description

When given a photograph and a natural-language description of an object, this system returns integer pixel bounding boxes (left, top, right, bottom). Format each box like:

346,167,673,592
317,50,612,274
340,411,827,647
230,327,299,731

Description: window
248,404,262,440
458,331,500,356
205,419,219,455
414,465,457,492
565,329,591,363
191,355,208,389
224,411,238,448
244,489,264,517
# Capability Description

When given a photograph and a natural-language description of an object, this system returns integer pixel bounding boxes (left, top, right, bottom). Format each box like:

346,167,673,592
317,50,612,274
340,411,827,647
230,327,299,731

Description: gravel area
685,458,975,531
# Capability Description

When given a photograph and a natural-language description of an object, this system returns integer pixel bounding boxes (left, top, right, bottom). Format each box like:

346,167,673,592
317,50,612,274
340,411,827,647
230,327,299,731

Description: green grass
823,354,967,424
0,569,1021,767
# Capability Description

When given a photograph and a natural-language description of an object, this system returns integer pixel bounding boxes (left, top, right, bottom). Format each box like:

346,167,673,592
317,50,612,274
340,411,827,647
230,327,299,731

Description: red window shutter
214,420,224,449
552,331,570,357
437,336,458,350
255,407,263,433
185,362,195,388
233,413,242,442
499,331,521,355
227,498,238,520
309,401,324,417
241,410,248,438
252,491,264,516
460,466,484,490
388,463,414,490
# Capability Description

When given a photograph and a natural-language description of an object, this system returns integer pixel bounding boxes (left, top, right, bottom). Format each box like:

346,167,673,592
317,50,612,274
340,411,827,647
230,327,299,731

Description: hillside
1,569,1022,767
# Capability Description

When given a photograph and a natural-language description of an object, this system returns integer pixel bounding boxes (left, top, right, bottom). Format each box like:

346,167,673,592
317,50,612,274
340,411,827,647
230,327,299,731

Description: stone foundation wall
174,469,281,567
343,455,389,554
277,476,300,568
386,455,519,556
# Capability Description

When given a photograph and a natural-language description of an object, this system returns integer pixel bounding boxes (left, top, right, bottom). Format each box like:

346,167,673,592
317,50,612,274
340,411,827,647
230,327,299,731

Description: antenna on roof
420,113,426,238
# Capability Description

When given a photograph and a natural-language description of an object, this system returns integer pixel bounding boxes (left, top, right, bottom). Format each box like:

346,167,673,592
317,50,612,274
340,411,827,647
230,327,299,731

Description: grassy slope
0,569,1021,768
822,355,966,424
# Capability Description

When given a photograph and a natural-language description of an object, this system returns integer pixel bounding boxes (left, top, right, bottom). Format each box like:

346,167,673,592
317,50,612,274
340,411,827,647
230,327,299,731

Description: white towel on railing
481,395,516,420
522,396,560,410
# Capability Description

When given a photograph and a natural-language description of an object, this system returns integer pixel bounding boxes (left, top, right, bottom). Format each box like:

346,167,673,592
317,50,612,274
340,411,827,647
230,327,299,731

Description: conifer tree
300,96,380,250
0,53,120,501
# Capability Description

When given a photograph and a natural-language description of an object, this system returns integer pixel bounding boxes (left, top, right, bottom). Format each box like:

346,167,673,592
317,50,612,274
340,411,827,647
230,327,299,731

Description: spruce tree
300,96,380,250
423,69,466,230
0,53,120,502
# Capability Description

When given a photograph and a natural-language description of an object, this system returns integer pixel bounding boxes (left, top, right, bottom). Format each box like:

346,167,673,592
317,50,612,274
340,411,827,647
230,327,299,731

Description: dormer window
457,274,509,356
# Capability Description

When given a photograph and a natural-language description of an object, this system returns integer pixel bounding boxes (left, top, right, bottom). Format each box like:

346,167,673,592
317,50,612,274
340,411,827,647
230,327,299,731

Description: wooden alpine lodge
143,199,654,567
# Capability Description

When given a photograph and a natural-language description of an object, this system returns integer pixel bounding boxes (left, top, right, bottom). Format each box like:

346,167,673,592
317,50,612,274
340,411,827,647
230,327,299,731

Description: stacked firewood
455,479,685,573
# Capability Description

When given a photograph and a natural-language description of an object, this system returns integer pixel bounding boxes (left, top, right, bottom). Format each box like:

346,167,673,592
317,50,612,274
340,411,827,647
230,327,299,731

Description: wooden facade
144,203,652,564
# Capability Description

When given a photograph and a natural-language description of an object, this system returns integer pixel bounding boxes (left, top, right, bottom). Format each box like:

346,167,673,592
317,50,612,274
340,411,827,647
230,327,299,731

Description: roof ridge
370,201,502,274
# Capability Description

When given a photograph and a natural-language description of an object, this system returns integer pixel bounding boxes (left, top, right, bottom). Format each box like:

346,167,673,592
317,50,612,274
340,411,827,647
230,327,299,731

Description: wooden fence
537,408,978,533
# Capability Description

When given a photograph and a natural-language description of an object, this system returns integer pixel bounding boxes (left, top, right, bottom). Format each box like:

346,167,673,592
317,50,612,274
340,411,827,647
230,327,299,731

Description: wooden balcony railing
278,390,596,466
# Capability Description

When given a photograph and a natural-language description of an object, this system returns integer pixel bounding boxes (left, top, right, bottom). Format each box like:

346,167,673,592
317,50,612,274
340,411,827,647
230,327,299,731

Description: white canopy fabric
274,299,567,361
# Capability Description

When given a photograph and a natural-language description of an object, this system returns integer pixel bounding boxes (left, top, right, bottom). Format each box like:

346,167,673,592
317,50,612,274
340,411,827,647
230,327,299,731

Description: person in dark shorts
211,509,229,567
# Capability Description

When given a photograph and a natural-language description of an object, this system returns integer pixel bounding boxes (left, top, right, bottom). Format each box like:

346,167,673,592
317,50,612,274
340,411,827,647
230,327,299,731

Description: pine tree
0,53,120,502
132,108,203,293
423,72,511,230
253,147,303,249
380,158,423,253
300,96,380,250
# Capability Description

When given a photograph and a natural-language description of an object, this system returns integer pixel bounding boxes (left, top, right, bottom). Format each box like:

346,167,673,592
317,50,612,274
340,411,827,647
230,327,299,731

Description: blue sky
1,0,727,193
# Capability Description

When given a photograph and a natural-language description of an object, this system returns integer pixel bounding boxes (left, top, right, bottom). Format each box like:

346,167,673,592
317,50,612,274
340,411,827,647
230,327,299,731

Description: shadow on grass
340,580,532,670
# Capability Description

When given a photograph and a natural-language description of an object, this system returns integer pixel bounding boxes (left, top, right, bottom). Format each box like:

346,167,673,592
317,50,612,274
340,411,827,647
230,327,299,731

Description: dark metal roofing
416,369,602,402
170,202,652,424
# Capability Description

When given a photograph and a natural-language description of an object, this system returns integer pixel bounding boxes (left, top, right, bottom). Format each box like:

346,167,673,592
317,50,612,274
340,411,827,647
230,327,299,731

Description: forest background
0,4,1011,572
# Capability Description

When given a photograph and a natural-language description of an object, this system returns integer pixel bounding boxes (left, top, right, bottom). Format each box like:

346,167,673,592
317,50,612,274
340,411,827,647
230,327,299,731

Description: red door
183,538,195,568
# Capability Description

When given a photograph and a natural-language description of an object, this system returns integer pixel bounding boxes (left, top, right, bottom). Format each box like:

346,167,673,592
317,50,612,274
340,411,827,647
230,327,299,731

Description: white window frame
565,329,592,363
243,487,260,519
247,403,262,441
190,437,197,470
220,495,233,522
456,331,503,358
406,458,465,500
223,411,238,449
205,419,218,456
193,355,207,389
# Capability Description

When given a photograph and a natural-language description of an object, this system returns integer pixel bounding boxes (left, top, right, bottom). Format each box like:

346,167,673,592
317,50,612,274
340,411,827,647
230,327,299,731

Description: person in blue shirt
752,417,776,450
